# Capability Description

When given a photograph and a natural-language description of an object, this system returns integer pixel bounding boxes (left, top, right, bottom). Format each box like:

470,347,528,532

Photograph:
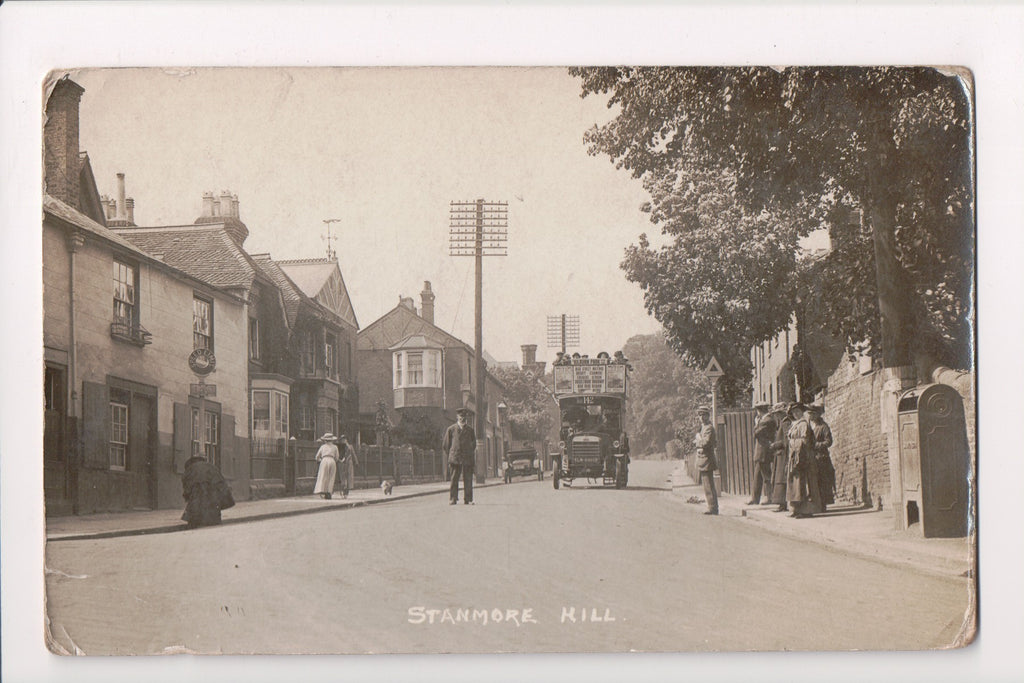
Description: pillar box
895,384,970,537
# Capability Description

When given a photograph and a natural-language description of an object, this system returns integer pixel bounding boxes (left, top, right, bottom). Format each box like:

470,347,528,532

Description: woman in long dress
786,403,820,518
313,433,340,500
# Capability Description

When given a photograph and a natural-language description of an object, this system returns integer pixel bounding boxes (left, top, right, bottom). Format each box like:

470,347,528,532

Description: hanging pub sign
188,347,217,376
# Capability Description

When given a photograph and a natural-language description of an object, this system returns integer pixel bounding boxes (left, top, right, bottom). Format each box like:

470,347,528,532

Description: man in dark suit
747,402,777,505
443,407,476,505
695,405,719,515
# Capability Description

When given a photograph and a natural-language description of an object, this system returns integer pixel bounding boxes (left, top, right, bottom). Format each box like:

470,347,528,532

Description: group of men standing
748,401,835,518
692,400,835,518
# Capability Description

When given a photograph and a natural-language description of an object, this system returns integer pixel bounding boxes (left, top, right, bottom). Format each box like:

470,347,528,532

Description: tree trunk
866,143,915,369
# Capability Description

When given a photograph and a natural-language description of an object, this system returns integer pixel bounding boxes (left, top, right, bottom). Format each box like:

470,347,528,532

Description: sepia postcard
4,4,1022,683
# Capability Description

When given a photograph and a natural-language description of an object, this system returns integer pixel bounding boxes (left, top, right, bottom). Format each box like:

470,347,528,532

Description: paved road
44,460,971,655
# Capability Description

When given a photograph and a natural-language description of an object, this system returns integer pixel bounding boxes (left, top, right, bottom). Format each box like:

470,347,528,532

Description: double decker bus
551,351,630,489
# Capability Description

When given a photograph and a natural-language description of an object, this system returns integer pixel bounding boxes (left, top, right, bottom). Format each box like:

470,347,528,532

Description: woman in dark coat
181,455,233,529
768,402,792,512
808,404,835,510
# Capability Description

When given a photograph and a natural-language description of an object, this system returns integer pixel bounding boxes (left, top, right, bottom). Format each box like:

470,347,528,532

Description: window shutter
173,402,191,474
220,413,236,478
81,381,110,469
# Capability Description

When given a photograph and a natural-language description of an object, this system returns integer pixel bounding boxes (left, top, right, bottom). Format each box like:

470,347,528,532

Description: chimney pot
126,197,135,226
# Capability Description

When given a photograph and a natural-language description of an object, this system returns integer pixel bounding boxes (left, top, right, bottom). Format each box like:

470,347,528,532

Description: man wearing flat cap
443,408,476,505
747,402,777,505
694,405,718,515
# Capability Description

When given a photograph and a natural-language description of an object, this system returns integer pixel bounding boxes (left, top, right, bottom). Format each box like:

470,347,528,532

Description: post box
896,384,970,538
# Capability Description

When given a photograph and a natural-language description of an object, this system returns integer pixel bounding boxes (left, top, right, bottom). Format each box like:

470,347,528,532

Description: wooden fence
680,408,757,497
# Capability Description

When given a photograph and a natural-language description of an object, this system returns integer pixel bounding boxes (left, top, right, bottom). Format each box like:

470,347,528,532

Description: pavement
668,466,975,579
46,464,976,580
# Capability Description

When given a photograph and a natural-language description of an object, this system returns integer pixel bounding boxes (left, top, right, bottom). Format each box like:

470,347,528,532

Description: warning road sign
703,356,724,379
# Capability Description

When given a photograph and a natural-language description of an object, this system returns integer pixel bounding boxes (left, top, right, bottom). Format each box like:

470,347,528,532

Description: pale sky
73,67,664,366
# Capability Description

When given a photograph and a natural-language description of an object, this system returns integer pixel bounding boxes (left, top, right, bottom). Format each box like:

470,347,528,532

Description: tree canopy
571,66,973,380
622,333,710,454
492,366,558,444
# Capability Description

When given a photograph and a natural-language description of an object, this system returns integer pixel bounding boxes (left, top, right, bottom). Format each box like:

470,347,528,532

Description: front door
129,394,155,510
44,365,73,515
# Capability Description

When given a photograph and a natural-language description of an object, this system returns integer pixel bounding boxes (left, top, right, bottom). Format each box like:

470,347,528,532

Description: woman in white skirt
313,433,340,500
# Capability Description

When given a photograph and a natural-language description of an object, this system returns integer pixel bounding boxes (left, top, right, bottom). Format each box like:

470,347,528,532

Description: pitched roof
44,194,241,301
389,334,446,351
111,223,257,290
278,258,359,330
250,254,305,328
276,258,335,296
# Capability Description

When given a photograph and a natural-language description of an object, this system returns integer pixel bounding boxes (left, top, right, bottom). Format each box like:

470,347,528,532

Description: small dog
381,480,394,496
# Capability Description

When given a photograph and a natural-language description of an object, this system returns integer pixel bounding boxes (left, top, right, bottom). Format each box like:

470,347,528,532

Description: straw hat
318,432,337,442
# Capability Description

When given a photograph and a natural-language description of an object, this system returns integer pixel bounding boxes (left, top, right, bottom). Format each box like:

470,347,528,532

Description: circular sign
188,348,217,375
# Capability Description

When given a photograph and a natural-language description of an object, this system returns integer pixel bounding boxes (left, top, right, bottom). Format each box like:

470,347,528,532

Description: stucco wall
44,224,251,510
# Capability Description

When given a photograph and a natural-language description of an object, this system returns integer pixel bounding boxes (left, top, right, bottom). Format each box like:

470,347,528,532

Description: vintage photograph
38,64,977,657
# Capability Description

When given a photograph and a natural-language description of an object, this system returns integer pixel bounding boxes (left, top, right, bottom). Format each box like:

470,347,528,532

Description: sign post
703,355,725,426
188,348,217,461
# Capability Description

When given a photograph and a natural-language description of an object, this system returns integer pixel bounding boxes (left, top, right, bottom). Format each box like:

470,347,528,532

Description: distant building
356,281,509,477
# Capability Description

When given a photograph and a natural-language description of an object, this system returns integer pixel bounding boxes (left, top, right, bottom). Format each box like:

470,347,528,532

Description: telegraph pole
547,314,580,355
450,199,507,482
322,218,341,260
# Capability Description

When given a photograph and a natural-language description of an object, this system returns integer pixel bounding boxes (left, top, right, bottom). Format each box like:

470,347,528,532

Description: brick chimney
105,173,137,227
44,76,85,208
399,296,417,314
195,189,249,246
420,281,435,324
521,344,537,367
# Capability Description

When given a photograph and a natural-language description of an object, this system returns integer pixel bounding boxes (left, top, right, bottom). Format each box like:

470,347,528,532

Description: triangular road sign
704,356,725,378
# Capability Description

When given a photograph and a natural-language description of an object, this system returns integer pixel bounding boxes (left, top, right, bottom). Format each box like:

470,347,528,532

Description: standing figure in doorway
313,432,339,500
443,408,476,505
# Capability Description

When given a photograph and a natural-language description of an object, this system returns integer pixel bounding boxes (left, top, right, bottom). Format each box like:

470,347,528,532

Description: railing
110,318,152,346
251,436,286,480
252,439,447,497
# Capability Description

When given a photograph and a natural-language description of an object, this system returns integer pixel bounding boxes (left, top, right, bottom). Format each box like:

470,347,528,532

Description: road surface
44,460,971,654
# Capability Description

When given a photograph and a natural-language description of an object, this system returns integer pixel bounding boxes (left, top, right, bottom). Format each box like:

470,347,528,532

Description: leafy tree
492,366,558,444
622,334,711,455
571,66,973,374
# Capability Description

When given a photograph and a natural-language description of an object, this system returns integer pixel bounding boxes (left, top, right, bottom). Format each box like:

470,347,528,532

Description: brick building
355,282,509,477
